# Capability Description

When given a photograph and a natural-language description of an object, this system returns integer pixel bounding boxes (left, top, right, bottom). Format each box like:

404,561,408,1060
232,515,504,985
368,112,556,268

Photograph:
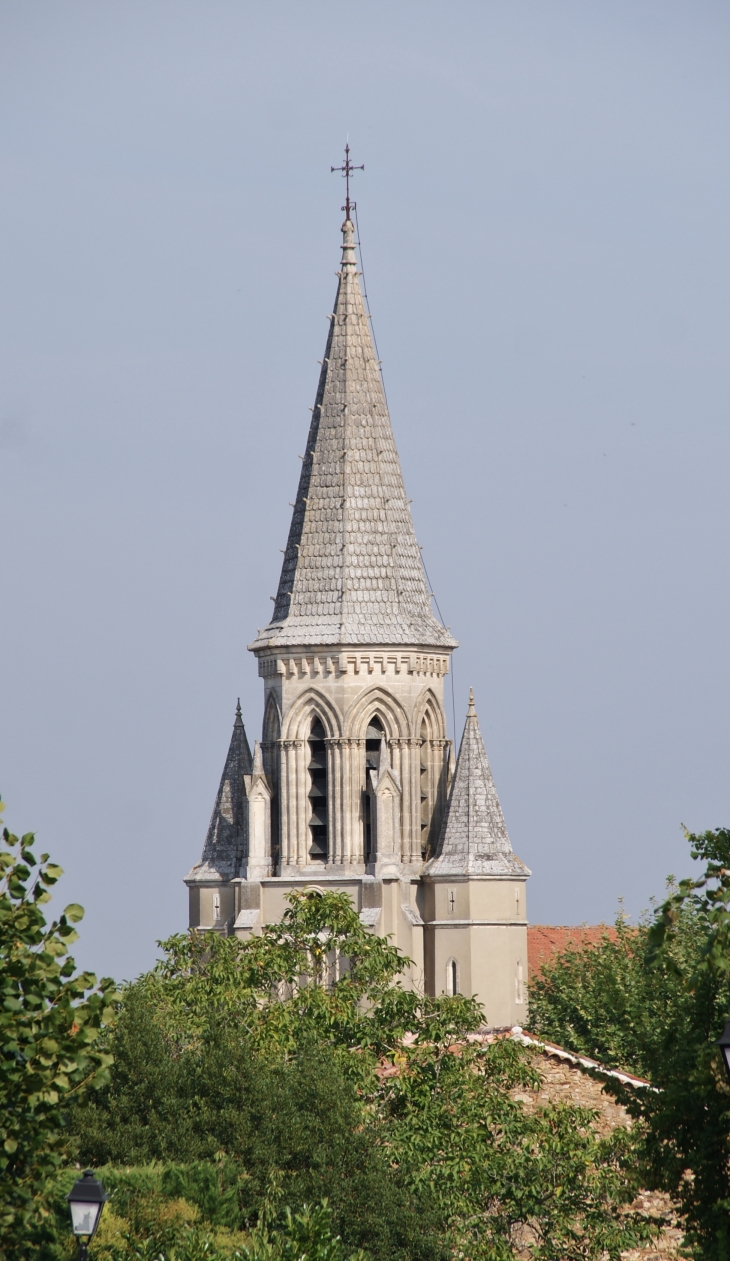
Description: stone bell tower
184,181,530,1022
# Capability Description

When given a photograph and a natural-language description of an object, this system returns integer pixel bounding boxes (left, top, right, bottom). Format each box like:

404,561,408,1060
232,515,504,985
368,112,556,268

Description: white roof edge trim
509,1026,658,1091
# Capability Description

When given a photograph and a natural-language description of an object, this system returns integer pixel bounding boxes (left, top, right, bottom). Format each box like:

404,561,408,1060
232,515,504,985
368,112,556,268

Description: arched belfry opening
308,717,328,862
420,717,430,857
364,715,384,863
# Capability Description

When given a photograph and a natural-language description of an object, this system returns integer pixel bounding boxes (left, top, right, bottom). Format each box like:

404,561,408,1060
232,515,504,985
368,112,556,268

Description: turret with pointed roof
250,217,455,653
423,689,530,1024
186,700,252,884
426,690,530,878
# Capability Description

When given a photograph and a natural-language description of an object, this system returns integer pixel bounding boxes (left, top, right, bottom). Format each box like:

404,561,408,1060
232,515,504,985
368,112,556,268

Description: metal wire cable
353,203,458,747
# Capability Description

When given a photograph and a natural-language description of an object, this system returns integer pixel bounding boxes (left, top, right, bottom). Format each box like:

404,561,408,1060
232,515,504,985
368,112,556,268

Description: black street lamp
67,1170,108,1258
716,1020,730,1085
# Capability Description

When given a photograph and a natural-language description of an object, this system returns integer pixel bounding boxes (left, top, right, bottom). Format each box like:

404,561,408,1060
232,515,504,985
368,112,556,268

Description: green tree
241,1201,367,1261
528,828,730,1260
0,800,118,1254
528,899,710,1078
70,890,654,1261
637,827,730,1260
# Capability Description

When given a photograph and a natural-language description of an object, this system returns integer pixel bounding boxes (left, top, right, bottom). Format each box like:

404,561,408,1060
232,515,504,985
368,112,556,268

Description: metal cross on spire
331,144,364,222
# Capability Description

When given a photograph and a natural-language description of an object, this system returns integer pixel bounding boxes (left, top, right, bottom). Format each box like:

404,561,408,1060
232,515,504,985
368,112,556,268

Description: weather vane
331,144,364,222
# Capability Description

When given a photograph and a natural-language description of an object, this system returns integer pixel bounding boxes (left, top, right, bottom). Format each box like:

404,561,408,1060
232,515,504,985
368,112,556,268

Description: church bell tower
185,164,530,1024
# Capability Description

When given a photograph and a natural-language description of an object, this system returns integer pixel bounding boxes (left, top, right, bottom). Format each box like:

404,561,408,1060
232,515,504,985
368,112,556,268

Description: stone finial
235,698,243,724
378,735,390,773
252,739,264,776
341,217,357,270
467,687,477,718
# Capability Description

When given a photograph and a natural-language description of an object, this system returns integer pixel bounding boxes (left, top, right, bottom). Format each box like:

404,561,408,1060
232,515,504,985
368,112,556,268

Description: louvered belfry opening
420,719,430,857
364,716,384,863
308,718,328,861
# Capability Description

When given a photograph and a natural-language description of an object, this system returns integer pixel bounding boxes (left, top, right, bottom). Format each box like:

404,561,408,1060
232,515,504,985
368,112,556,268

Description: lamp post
67,1170,108,1259
716,1020,730,1085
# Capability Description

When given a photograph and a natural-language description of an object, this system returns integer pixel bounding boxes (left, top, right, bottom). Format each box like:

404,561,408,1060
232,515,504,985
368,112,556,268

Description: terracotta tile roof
528,923,618,979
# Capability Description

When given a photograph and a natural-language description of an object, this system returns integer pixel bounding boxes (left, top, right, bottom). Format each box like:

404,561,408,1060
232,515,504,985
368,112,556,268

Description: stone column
279,739,306,868
391,738,421,865
431,739,449,852
293,739,307,866
326,738,343,865
345,738,364,865
409,737,425,864
278,741,291,867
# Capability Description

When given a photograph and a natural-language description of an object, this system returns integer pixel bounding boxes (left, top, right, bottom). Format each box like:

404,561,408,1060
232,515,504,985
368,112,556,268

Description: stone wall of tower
255,644,452,875
423,876,529,1028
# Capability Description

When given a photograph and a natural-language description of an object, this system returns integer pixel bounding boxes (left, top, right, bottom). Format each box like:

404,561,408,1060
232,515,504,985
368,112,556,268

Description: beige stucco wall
188,882,236,933
423,876,528,1027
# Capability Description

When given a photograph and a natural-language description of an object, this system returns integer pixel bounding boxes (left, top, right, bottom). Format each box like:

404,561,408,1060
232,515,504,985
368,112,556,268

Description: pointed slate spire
250,217,456,652
425,689,530,877
192,701,253,881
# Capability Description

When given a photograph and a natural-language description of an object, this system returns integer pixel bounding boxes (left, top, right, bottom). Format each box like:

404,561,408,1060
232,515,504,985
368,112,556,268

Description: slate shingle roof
249,219,456,652
425,690,530,877
186,701,252,881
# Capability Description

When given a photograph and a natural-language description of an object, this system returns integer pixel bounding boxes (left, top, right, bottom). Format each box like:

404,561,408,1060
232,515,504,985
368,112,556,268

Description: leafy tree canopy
0,799,118,1253
69,890,655,1261
528,827,730,1260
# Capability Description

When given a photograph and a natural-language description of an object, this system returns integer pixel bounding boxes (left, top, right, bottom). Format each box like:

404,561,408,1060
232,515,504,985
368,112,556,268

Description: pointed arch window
308,718,328,862
446,958,459,997
364,716,384,863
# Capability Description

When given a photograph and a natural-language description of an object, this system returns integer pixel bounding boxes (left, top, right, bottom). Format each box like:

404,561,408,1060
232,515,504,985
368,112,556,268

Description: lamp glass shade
67,1170,108,1237
69,1200,103,1237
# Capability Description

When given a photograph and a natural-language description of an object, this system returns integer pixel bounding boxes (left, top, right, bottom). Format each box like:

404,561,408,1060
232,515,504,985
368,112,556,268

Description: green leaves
68,888,650,1261
528,829,730,1260
242,1201,368,1261
0,803,120,1255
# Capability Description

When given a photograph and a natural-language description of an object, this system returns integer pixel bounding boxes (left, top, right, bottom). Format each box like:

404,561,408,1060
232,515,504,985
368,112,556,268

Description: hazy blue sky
2,1,729,981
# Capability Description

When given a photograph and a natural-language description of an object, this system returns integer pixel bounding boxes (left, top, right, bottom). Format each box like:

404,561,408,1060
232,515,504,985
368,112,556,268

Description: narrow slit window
308,718,328,861
446,958,458,997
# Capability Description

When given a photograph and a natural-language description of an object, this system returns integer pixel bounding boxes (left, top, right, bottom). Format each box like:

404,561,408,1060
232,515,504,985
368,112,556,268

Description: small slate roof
249,219,455,652
186,701,252,883
425,690,530,878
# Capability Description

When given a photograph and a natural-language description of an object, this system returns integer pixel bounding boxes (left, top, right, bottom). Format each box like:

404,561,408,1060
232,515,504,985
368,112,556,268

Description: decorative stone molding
257,651,450,680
